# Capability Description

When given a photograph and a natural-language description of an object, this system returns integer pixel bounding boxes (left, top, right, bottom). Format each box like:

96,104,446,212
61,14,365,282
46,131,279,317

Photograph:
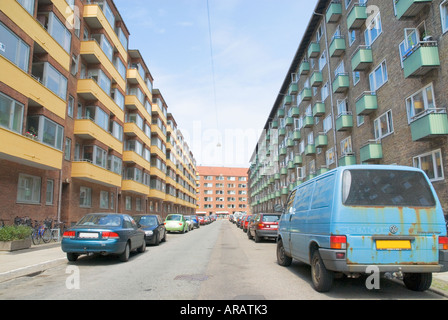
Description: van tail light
63,231,76,239
102,232,120,239
439,236,448,250
330,235,347,250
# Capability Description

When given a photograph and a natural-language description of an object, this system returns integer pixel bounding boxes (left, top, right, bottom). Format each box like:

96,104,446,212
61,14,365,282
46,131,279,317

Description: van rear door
338,168,445,267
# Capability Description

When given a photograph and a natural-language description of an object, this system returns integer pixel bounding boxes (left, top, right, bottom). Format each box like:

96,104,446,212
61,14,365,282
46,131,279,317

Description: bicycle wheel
42,228,52,243
51,229,59,242
32,230,41,245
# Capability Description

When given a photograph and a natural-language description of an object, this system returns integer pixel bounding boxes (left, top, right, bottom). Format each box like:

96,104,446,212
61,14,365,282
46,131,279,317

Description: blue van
276,165,448,292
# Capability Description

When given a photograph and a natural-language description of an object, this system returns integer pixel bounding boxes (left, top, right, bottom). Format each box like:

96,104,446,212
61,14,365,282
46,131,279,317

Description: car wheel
276,239,292,267
119,242,130,262
137,238,146,253
247,229,253,240
403,273,432,292
67,252,79,262
161,231,167,242
254,231,261,243
311,250,334,292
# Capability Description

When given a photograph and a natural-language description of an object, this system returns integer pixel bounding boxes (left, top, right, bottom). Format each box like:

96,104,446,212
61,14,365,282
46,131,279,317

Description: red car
247,213,280,242
198,216,206,225
242,215,252,232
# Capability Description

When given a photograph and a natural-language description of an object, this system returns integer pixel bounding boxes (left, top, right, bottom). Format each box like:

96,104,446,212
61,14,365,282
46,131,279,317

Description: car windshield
134,216,158,227
342,169,436,207
262,215,280,222
166,215,182,221
76,214,122,227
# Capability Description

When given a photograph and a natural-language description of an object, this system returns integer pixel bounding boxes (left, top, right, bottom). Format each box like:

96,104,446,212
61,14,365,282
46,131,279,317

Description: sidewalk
0,242,66,283
1,243,448,297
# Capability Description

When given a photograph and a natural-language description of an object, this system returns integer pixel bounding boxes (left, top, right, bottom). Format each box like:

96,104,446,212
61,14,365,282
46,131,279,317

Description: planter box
0,238,32,252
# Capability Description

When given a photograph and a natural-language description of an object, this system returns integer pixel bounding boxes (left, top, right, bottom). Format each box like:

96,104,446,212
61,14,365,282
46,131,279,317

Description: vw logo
389,225,398,234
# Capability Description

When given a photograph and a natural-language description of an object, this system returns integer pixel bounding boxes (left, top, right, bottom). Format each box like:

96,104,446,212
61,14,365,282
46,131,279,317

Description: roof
197,166,249,177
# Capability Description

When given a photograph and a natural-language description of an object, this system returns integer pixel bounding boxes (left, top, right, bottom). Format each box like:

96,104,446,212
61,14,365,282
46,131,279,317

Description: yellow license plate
376,240,411,250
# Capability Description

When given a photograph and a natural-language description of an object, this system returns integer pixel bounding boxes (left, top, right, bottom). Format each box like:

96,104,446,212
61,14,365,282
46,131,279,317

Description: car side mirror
274,204,284,213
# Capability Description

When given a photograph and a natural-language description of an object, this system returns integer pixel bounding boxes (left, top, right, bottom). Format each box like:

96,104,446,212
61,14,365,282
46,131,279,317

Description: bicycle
14,216,32,227
31,220,52,245
52,221,66,242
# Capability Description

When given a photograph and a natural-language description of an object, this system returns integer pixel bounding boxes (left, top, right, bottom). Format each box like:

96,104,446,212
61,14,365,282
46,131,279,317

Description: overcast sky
114,0,319,167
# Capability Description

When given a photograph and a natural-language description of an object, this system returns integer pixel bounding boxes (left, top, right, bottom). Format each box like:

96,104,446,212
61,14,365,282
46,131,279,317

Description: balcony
278,128,286,137
402,42,440,78
310,71,323,87
300,88,313,102
122,151,151,172
0,127,63,170
355,92,378,116
304,116,314,128
290,107,300,117
305,144,316,156
360,141,383,163
395,0,432,20
294,155,303,166
329,36,346,57
280,167,288,176
277,109,285,118
289,83,299,95
283,95,293,105
336,113,353,131
286,138,295,148
127,68,153,103
347,4,367,29
315,134,328,148
326,2,342,23
339,154,357,166
74,119,123,153
71,161,122,188
299,61,310,75
279,147,287,157
332,73,350,93
409,109,448,141
121,180,150,196
308,42,321,59
293,131,301,141
285,117,294,127
313,102,326,117
351,46,373,71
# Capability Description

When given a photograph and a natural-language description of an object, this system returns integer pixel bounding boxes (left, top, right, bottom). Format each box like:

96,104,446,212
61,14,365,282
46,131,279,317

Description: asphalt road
0,219,445,301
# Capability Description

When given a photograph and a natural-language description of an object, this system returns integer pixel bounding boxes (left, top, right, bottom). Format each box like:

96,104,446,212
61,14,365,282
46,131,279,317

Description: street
0,219,445,300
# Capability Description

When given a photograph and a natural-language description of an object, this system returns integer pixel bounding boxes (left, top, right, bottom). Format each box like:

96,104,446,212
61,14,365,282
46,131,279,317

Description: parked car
61,213,146,262
198,216,206,225
276,165,448,293
184,215,194,231
132,214,166,246
242,215,252,232
190,215,200,228
164,214,188,233
236,214,246,228
248,213,280,242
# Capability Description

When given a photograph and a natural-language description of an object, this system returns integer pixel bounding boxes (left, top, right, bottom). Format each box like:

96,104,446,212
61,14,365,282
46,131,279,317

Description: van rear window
342,169,436,207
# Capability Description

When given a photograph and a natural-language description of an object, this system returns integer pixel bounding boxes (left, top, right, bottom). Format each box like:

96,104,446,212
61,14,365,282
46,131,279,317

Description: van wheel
311,250,334,292
276,239,292,266
403,273,432,292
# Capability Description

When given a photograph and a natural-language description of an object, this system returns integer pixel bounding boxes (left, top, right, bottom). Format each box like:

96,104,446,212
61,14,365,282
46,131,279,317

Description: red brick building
196,166,250,217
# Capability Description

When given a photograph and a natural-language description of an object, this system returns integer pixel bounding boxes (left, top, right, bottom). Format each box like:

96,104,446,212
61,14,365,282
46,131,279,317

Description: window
46,12,72,53
17,174,41,204
373,110,394,140
67,96,74,118
323,115,332,133
321,82,329,101
364,12,382,46
319,50,327,71
441,1,448,33
413,149,444,181
125,196,132,210
17,0,35,15
0,22,30,72
0,92,24,133
337,99,349,116
326,148,335,166
80,187,92,207
369,60,388,92
31,62,68,99
340,136,353,155
26,115,64,150
108,155,122,174
406,83,435,123
100,191,109,209
64,138,71,161
348,29,356,46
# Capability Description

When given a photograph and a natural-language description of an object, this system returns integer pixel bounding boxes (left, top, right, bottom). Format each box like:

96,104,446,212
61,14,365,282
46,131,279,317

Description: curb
0,257,66,283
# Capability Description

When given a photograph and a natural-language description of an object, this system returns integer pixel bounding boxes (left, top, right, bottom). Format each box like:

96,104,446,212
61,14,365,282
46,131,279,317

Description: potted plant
0,225,33,251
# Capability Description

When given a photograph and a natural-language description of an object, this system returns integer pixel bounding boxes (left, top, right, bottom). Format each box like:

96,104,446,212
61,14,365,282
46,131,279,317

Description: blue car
61,213,146,262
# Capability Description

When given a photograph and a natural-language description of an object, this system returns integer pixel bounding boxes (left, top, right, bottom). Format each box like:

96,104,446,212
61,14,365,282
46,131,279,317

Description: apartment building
249,0,448,215
0,0,198,225
196,166,250,217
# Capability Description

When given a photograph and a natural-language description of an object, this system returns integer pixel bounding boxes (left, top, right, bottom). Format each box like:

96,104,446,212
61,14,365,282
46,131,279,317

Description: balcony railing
409,108,448,141
402,41,440,78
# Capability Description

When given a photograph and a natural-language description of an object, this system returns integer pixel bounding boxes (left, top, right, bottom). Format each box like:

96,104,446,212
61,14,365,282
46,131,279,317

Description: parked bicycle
52,221,66,242
14,216,32,227
31,220,53,245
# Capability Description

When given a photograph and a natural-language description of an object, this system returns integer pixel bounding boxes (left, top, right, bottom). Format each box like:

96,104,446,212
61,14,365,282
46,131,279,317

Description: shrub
0,225,32,241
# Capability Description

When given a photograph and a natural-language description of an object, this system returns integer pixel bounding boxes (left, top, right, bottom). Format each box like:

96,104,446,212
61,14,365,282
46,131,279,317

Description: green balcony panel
305,144,316,156
351,46,373,71
274,173,281,180
304,116,314,128
278,128,286,136
300,88,312,101
277,109,285,118
315,134,328,148
280,167,288,175
284,95,293,105
310,71,323,87
326,2,342,23
356,92,378,115
281,188,289,195
293,131,301,141
285,117,294,126
275,191,281,198
266,132,271,142
339,155,357,166
336,114,353,131
410,112,448,141
271,120,278,129
347,4,367,29
395,0,432,20
287,161,295,170
289,83,298,95
403,44,440,78
293,155,302,165
286,138,295,147
332,74,350,93
313,102,326,117
299,61,310,75
329,36,346,57
308,42,321,59
279,147,287,156
291,107,300,118
360,143,383,162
